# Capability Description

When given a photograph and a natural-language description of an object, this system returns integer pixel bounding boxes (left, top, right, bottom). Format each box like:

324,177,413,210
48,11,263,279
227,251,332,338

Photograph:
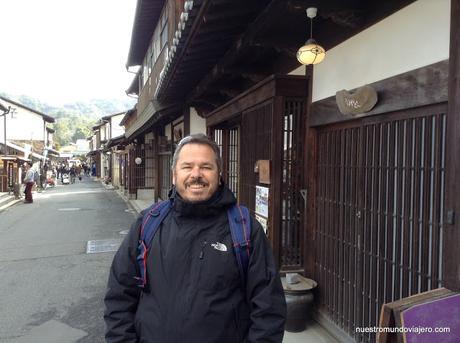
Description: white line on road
37,190,107,199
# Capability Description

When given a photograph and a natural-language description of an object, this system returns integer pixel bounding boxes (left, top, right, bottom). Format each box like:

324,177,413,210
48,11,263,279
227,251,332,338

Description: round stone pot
282,275,317,332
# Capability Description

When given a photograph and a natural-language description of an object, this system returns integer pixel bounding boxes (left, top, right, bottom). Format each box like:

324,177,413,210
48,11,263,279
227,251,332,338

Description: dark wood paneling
271,97,283,267
444,0,460,291
310,60,448,127
239,101,273,216
205,75,307,126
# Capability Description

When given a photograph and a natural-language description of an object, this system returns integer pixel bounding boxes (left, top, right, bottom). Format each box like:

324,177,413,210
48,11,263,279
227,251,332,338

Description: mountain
0,92,136,147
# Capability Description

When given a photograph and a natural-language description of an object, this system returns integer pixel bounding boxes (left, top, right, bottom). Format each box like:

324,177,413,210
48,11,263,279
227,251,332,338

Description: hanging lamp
296,7,326,65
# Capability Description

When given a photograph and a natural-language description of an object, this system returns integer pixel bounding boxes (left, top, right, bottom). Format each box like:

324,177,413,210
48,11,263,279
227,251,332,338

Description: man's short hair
171,133,222,174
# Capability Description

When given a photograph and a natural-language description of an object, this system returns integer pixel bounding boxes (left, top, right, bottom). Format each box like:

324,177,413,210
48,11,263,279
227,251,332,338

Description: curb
118,190,142,214
100,181,145,216
0,198,23,213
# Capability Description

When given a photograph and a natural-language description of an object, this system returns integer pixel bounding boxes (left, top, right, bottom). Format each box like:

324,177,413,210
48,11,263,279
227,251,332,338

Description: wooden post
444,0,460,291
304,65,316,277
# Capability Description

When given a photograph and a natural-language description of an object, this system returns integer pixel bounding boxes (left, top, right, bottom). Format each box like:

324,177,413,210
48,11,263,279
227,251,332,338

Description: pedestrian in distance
23,162,35,203
104,134,286,343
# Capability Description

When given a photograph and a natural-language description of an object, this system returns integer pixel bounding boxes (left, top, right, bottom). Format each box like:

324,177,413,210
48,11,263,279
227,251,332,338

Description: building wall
189,107,206,134
312,0,450,102
112,153,121,187
111,113,125,138
0,101,45,142
100,124,107,142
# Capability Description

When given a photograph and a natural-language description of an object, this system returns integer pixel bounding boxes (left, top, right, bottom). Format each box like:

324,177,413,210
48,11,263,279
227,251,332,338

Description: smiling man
104,134,286,343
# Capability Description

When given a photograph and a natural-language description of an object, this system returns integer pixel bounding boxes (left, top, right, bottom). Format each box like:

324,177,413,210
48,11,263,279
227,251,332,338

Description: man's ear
172,170,176,185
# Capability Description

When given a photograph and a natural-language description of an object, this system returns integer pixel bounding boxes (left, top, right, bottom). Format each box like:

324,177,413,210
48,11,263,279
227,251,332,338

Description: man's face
173,143,220,202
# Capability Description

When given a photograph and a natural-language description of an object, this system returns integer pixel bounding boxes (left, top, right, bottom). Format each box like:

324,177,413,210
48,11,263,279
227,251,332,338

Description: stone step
0,193,14,204
0,193,21,212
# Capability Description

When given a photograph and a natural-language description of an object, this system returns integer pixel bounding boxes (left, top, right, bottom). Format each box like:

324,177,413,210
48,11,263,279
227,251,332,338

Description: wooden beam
187,0,279,102
310,60,449,127
218,88,240,98
443,0,460,291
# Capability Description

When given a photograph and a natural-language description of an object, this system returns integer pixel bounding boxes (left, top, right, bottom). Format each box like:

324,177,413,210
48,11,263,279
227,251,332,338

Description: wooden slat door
314,103,447,342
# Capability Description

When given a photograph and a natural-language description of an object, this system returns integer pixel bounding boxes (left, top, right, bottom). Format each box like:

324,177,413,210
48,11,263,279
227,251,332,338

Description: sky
0,0,137,105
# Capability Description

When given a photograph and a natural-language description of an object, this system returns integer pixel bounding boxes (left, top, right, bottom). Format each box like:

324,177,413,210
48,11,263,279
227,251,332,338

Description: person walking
104,134,286,343
23,162,35,203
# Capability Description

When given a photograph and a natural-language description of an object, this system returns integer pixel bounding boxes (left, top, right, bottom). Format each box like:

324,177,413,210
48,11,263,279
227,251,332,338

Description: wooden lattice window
212,127,240,199
281,99,305,269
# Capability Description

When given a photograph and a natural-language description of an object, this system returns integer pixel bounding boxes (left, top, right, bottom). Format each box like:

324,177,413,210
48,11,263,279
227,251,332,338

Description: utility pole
0,104,10,155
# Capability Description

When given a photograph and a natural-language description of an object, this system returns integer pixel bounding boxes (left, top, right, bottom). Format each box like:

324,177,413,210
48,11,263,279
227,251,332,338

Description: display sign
255,186,269,217
8,162,14,188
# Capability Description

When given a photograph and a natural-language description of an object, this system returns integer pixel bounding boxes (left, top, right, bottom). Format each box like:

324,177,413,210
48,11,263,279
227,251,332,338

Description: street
0,177,137,343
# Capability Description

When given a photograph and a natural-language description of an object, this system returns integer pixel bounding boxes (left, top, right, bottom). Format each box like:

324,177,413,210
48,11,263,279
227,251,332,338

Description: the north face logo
211,242,227,252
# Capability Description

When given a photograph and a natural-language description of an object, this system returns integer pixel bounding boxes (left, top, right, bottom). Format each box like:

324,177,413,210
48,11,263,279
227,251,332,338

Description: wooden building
123,0,460,341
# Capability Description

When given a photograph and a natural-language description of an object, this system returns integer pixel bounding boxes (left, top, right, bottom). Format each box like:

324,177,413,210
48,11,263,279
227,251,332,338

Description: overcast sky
0,0,137,105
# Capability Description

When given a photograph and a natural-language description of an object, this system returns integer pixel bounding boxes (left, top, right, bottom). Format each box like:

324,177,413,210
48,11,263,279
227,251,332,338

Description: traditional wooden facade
124,0,460,341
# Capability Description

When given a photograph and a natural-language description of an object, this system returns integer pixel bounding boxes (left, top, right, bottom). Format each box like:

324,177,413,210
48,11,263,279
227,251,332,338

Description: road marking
86,239,122,254
119,230,129,235
37,190,107,199
58,208,81,211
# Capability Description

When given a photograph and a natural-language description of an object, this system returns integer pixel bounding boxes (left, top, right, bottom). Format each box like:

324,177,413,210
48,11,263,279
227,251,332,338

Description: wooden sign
254,160,270,184
336,85,378,115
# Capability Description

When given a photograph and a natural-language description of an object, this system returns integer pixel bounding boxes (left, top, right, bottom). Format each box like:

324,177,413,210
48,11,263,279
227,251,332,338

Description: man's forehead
178,143,214,156
177,144,217,164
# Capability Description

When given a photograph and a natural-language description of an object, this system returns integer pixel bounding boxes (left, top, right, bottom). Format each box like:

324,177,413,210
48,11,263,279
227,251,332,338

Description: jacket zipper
233,304,242,342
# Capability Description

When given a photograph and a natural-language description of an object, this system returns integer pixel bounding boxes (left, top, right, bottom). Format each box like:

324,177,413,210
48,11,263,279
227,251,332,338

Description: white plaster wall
101,125,107,141
0,117,4,143
311,0,450,102
112,153,120,187
189,107,206,134
111,113,125,138
164,123,172,140
288,65,305,76
0,103,45,141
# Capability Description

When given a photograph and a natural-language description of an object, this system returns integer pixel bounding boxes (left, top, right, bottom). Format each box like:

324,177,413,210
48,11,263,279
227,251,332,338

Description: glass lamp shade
296,39,326,65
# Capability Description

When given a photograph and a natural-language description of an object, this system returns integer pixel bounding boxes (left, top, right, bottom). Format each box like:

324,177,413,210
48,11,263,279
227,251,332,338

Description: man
104,134,286,343
23,162,35,203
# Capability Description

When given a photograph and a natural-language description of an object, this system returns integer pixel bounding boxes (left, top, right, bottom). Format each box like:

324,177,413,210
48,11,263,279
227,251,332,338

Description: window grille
315,109,447,342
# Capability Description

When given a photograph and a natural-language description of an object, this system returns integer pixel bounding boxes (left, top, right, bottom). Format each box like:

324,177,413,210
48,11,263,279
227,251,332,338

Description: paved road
0,177,137,343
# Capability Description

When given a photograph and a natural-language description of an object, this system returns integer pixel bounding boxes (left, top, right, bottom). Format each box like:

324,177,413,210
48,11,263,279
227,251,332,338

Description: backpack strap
135,200,172,290
227,204,251,287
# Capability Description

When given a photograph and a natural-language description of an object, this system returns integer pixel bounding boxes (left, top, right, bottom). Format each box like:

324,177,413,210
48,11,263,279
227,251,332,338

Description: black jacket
104,186,286,343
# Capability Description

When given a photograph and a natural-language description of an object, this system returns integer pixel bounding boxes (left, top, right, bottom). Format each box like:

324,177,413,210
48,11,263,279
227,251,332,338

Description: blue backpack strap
135,200,172,290
227,204,251,287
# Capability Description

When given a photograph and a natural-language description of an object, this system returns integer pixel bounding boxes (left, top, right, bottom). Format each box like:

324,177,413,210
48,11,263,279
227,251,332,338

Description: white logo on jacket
211,242,227,252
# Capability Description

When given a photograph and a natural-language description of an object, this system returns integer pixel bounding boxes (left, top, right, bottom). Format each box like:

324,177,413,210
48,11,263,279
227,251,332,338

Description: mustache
185,178,208,186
